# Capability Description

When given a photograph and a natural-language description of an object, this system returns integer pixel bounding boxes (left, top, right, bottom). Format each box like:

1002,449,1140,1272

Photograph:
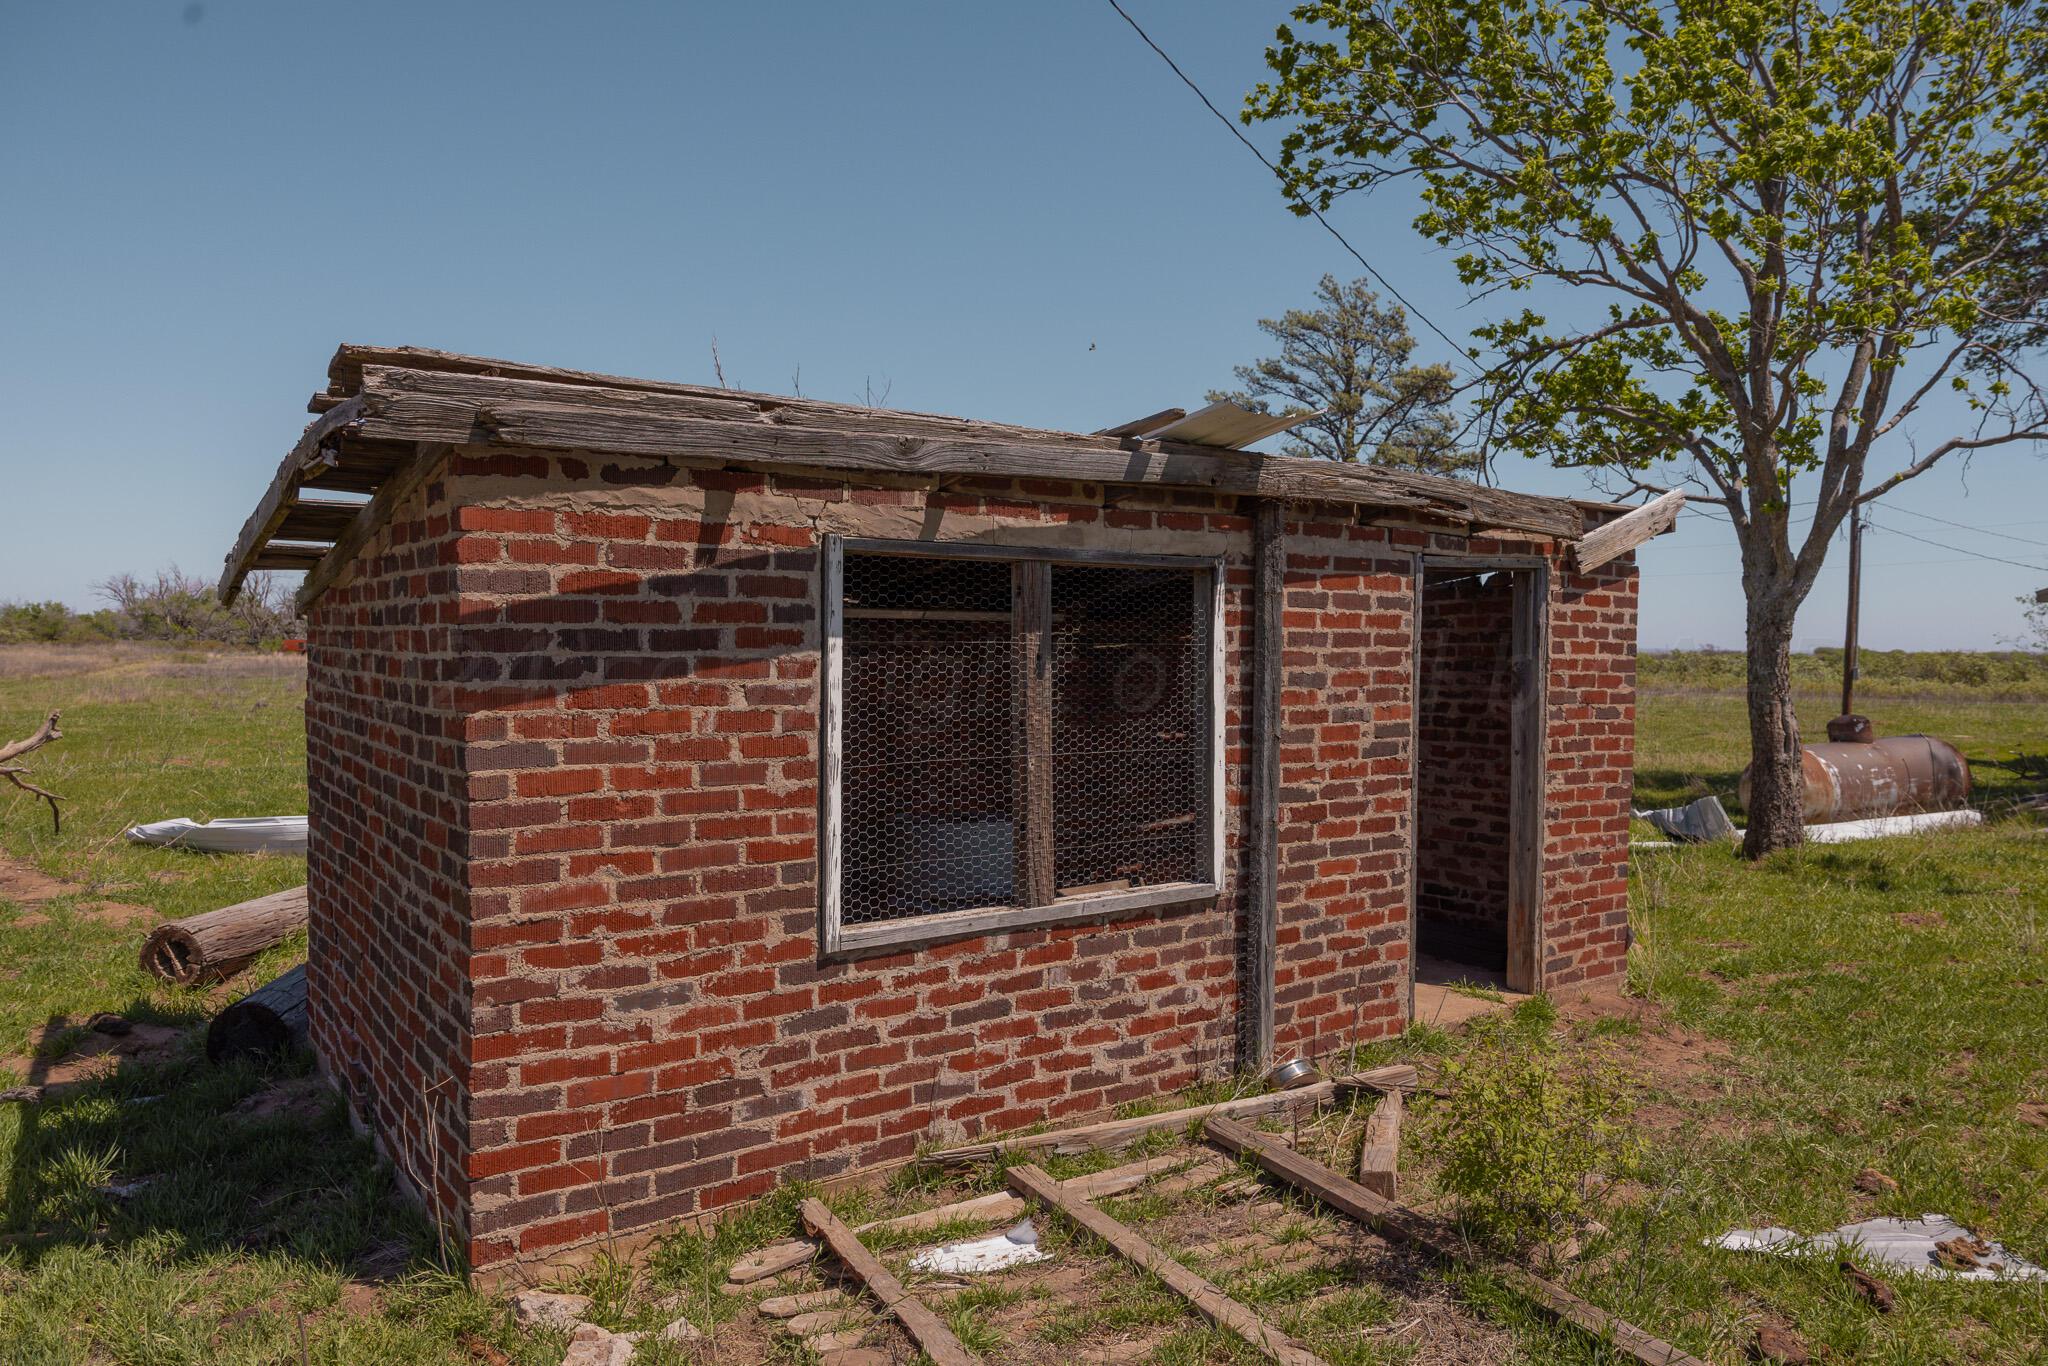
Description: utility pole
1840,506,1862,718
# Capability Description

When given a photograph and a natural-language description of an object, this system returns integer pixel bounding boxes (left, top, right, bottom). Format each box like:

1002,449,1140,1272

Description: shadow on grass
1,989,438,1288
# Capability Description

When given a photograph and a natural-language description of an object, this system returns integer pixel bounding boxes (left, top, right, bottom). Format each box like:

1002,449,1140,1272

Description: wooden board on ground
1204,1117,1708,1366
799,1198,981,1366
929,1065,1415,1165
1355,1090,1402,1199
729,1190,1029,1284
1006,1162,1327,1366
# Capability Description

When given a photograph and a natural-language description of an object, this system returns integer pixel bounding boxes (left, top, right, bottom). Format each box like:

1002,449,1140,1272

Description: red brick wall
296,446,1639,1273
1413,569,1517,971
304,472,473,1241
439,453,1250,1268
1270,511,1415,1060
1539,557,1639,988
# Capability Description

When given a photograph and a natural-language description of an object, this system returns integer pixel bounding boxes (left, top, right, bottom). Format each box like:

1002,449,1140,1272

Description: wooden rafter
1571,489,1686,572
217,396,366,603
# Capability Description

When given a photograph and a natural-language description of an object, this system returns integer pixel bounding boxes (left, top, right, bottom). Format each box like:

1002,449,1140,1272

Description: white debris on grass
906,1218,1051,1275
1712,1214,2047,1281
123,815,308,855
510,1289,595,1331
1802,810,1984,843
560,1322,638,1366
1633,795,1739,843
658,1314,703,1341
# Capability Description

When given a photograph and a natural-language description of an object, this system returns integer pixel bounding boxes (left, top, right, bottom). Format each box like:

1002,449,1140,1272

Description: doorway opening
1413,561,1544,997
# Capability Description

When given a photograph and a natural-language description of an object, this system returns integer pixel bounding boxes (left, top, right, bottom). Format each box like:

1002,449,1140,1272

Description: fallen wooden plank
1355,1090,1402,1200
1006,1163,1326,1366
758,1288,848,1318
1055,1154,1189,1201
1205,1118,1708,1366
1328,1064,1419,1102
726,1241,817,1285
865,1190,1026,1236
930,1068,1412,1166
727,1190,1027,1284
800,1198,981,1366
1571,489,1684,572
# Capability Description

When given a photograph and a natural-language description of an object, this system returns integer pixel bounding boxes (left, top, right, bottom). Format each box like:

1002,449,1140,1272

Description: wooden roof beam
346,366,1584,539
1570,489,1686,572
218,397,365,604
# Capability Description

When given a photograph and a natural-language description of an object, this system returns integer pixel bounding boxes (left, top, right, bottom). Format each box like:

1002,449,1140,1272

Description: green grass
0,647,542,1364
6,643,2048,1363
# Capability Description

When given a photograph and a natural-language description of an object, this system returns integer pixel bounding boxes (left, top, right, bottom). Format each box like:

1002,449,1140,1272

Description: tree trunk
1741,589,1806,858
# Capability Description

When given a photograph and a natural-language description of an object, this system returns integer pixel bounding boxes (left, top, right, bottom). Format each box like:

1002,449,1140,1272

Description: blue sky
4,0,2045,650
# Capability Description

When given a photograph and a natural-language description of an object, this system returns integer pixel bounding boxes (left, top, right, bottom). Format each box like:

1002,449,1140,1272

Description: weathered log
141,885,308,985
206,963,309,1064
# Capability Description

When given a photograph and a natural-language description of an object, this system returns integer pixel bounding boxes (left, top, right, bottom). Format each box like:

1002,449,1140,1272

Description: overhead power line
1865,517,2048,575
1103,0,1472,365
1879,502,2048,550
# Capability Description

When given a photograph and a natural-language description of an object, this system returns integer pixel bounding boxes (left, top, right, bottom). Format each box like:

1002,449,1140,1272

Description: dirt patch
232,1076,332,1124
0,1016,188,1089
0,853,155,928
336,1282,384,1317
1895,911,1948,929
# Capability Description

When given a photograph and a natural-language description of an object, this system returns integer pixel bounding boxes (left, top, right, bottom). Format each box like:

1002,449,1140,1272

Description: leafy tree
1248,0,2048,855
1211,273,1473,473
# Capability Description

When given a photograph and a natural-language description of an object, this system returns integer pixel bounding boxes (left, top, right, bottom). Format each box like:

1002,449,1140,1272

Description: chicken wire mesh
838,552,1211,927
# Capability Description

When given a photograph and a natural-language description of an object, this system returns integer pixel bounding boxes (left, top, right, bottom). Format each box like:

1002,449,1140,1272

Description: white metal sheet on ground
1714,1214,2046,1281
123,816,308,855
1803,810,1983,843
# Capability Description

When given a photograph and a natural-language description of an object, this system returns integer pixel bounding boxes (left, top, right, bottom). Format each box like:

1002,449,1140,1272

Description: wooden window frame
820,536,1225,957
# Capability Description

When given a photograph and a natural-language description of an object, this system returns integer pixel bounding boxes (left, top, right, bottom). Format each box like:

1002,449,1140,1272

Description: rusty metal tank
1739,733,1971,824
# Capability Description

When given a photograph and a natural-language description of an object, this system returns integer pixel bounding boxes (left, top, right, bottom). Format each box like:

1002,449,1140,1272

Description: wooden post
1244,498,1285,1072
1012,561,1056,907
1841,505,1862,718
799,1198,982,1366
1506,568,1547,993
1205,1118,1708,1366
1006,1163,1327,1366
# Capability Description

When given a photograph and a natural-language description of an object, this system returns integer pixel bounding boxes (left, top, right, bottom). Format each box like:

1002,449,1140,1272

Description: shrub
1417,1020,1639,1254
0,601,119,644
94,568,301,648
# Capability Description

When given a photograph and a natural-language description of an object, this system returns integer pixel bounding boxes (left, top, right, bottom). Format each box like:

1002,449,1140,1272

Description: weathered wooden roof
221,343,1636,607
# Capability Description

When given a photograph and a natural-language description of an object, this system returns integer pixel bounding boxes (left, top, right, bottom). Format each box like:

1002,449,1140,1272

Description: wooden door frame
1408,554,1550,1001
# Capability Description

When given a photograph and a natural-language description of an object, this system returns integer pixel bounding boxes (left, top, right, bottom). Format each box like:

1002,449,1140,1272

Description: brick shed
218,345,1678,1274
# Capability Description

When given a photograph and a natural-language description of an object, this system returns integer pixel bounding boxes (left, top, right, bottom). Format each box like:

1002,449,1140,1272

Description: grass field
0,644,2044,1363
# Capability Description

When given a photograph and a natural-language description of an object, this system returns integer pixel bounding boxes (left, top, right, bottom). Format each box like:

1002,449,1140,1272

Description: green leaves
1247,0,2048,502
